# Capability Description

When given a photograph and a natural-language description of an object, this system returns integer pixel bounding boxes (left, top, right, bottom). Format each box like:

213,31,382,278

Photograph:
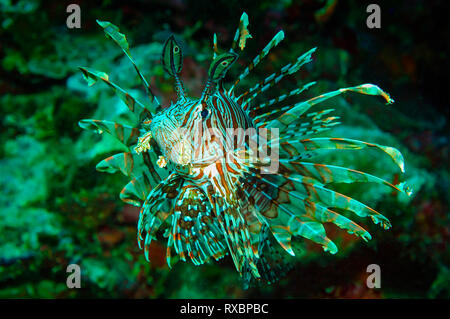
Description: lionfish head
145,35,241,169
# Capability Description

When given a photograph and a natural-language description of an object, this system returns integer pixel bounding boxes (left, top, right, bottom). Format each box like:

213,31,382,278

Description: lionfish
79,13,411,286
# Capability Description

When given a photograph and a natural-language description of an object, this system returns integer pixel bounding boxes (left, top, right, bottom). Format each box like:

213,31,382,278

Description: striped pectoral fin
209,186,261,278
142,213,167,261
312,203,372,241
243,175,337,255
239,176,296,257
267,200,338,254
267,181,373,240
137,174,181,256
260,172,376,237
296,181,391,229
169,186,227,266
79,119,143,147
79,67,153,122
194,220,228,264
280,137,405,172
269,225,295,256
96,20,160,110
142,210,171,261
199,218,228,262
267,84,394,130
250,169,391,233
244,171,384,256
138,201,165,252
274,188,370,240
288,218,338,254
229,213,260,278
309,138,404,172
280,160,410,195
215,206,260,279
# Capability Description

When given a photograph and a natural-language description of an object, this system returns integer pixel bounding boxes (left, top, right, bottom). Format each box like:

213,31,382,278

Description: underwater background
0,0,448,298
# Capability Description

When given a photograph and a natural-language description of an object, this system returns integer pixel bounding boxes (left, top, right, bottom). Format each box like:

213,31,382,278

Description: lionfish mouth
79,14,412,287
167,138,193,166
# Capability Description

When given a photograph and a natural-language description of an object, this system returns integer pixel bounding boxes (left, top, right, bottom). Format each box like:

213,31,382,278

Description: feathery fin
96,20,160,111
79,67,152,122
267,84,395,129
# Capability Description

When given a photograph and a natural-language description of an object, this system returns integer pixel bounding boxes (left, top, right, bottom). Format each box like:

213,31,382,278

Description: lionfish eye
200,109,209,119
173,46,179,53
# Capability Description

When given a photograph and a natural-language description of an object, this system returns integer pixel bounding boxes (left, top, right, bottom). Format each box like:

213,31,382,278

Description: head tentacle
162,35,187,100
